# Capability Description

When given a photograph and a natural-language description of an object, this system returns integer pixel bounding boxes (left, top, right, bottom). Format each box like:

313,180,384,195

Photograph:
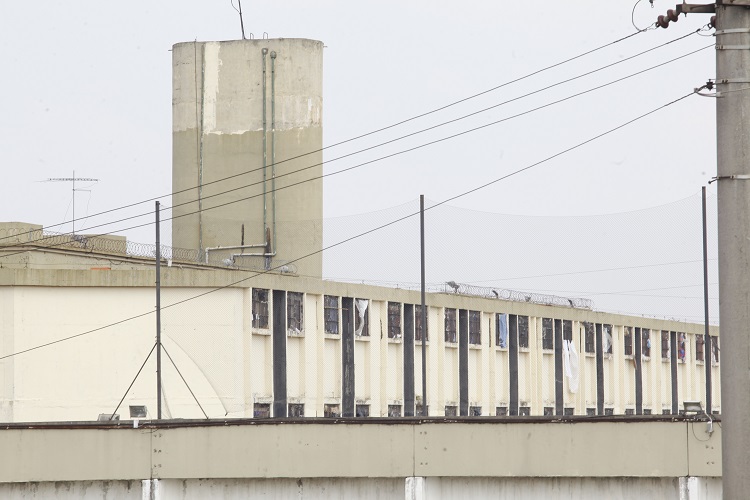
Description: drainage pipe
205,244,266,263
261,48,268,244
270,50,277,253
198,43,206,253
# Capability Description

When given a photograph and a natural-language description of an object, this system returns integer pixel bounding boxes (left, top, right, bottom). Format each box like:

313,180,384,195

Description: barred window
518,316,530,348
678,332,686,361
415,304,428,341
696,334,705,362
584,322,595,353
603,324,613,354
469,310,481,345
624,327,633,356
563,320,573,342
324,295,339,335
542,318,554,350
712,336,719,364
387,404,402,418
642,329,651,357
661,330,670,359
445,308,457,343
252,288,269,329
287,292,304,334
388,302,402,339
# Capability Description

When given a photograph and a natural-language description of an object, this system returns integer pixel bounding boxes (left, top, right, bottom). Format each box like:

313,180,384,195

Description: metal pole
155,201,162,419
420,195,427,416
715,4,750,495
261,48,268,243
72,170,75,235
702,186,711,415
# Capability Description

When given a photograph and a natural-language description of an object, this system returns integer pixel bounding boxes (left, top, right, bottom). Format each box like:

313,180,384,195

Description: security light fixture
129,405,148,418
683,401,704,414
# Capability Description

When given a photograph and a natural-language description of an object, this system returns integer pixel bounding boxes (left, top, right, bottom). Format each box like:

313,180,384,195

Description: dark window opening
644,409,652,415
544,407,554,416
445,406,458,417
518,316,530,349
388,302,402,339
542,318,554,350
564,407,574,416
696,334,705,362
624,327,633,356
387,405,402,418
416,404,429,416
287,292,304,334
469,311,481,345
604,408,614,416
603,324,613,354
661,330,670,359
253,403,270,419
355,404,370,417
252,288,269,329
469,406,482,416
288,403,304,418
625,408,635,415
324,295,339,335
519,406,531,416
324,404,341,418
496,406,508,416
445,308,457,343
563,320,573,342
415,304,428,342
712,336,719,364
678,332,686,361
662,409,671,415
642,329,651,357
584,322,595,353
586,408,596,416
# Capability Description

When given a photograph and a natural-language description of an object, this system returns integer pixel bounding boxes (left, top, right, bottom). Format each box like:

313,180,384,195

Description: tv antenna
231,0,247,40
44,171,99,234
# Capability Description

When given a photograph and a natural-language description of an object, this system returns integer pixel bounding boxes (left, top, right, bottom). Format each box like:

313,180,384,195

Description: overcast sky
0,1,719,322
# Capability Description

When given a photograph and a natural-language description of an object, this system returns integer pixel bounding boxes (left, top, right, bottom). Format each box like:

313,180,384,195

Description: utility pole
155,201,162,419
714,3,750,495
657,2,749,494
420,195,427,416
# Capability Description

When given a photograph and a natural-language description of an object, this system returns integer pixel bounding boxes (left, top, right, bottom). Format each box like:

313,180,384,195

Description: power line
0,91,696,361
0,43,713,259
1,27,677,244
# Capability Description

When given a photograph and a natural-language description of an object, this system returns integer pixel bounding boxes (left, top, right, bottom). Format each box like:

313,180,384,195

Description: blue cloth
498,314,508,348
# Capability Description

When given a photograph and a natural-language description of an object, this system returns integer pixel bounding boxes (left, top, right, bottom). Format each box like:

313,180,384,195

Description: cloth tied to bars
563,339,580,394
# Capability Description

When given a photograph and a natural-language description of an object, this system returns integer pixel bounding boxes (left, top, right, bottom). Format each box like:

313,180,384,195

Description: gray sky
0,1,719,321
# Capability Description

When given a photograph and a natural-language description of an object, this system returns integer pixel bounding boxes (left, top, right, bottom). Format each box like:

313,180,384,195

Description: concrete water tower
171,38,323,277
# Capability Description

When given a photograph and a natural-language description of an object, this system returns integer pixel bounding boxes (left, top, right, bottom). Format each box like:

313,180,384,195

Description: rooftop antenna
44,170,99,234
231,0,247,40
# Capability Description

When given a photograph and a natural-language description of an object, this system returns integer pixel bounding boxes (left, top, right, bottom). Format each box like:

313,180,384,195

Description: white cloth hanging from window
563,339,580,394
355,299,368,336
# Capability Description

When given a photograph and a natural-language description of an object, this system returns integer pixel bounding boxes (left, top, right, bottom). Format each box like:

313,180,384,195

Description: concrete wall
0,420,723,498
172,39,323,278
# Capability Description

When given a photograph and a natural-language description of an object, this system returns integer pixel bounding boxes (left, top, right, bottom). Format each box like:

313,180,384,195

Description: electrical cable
0,43,713,259
161,344,210,419
0,91,696,361
1,26,672,243
107,343,156,421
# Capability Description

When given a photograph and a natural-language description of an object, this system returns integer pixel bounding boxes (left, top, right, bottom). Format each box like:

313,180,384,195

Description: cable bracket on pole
709,174,750,184
716,44,750,50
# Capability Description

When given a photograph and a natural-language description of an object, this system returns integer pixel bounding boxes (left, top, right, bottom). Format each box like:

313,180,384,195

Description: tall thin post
702,186,711,414
715,4,750,495
155,201,162,419
72,170,75,235
420,195,427,416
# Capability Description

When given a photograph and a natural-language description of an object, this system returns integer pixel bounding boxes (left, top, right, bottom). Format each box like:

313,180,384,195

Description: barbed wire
0,228,297,275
